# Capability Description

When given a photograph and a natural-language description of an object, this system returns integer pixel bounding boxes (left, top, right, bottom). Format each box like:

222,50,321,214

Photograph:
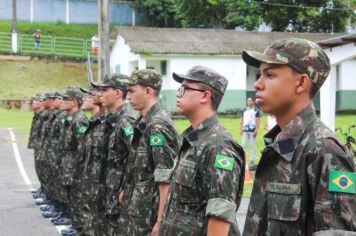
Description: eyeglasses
177,86,205,97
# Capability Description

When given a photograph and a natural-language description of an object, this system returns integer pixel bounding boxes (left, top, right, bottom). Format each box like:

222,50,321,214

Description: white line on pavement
8,128,32,186
7,128,69,235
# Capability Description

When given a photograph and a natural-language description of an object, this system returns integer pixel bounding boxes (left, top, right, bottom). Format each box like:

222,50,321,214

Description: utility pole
98,0,110,81
12,0,18,53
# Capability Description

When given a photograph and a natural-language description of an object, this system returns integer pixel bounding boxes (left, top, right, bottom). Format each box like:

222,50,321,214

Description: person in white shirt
240,97,260,170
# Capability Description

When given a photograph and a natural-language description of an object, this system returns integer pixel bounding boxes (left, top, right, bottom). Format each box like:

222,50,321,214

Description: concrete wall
0,0,139,25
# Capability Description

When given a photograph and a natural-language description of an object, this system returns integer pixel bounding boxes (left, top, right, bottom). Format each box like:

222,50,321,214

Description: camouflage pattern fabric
159,115,245,236
80,112,107,236
122,69,162,91
119,103,179,236
96,104,135,236
172,65,228,95
242,38,330,90
243,105,356,236
28,112,40,149
91,73,129,91
31,110,46,187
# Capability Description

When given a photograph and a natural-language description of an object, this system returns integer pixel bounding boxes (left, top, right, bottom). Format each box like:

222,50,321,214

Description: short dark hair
291,67,318,98
197,82,223,111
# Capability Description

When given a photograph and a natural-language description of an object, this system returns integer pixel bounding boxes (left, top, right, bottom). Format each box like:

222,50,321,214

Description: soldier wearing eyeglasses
158,66,245,236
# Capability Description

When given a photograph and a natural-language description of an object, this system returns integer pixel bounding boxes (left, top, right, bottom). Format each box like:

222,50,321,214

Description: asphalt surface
0,128,249,235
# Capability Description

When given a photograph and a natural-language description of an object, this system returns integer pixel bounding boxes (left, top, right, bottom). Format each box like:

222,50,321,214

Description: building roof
318,33,356,48
111,26,344,55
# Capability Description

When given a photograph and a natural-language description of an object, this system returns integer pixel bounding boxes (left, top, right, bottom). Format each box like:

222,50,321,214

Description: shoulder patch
150,134,164,146
328,170,355,194
122,125,134,137
214,154,234,171
76,125,87,134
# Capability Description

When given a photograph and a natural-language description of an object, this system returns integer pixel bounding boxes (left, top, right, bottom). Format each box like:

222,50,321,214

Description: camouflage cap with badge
172,65,228,95
242,38,331,91
61,87,83,101
122,69,162,91
91,73,129,90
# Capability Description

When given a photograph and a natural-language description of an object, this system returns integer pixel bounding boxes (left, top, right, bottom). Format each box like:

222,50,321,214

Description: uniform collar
182,115,219,146
264,104,317,162
146,102,160,118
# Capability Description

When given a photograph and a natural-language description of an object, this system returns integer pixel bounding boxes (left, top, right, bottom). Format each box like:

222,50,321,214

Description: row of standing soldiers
27,68,244,236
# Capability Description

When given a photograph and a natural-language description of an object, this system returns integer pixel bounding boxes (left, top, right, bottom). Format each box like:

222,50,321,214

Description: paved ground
0,128,249,235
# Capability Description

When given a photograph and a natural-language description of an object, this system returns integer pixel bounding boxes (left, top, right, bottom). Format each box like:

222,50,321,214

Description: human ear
295,74,311,95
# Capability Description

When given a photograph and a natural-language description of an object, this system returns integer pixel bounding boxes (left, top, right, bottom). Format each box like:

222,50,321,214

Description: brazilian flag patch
328,170,355,194
76,125,87,134
150,134,164,146
214,154,234,171
123,125,134,137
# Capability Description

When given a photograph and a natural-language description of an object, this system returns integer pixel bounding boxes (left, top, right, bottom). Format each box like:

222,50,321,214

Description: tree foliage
134,0,355,32
135,0,177,27
260,0,354,32
224,0,263,30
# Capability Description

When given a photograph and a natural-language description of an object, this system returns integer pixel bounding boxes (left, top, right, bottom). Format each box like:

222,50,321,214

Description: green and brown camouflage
119,103,179,235
242,38,331,90
91,73,129,90
123,69,162,91
59,110,88,187
159,115,245,236
173,65,229,95
96,104,135,236
243,105,356,235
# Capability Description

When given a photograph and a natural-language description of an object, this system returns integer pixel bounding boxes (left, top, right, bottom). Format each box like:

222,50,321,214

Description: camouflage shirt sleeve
148,121,179,183
202,139,244,224
307,137,356,233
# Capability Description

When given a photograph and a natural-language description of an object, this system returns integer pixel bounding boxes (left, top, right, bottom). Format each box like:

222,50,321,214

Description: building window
161,60,167,76
115,64,121,73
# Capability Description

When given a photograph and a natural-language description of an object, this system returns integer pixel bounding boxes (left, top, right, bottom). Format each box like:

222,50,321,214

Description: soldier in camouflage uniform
158,66,245,236
38,92,62,202
118,69,179,236
242,38,356,235
66,87,99,235
28,94,45,195
92,74,135,236
80,86,107,236
58,88,89,225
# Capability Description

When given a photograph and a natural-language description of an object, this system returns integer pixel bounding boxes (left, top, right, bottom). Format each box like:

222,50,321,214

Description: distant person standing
33,29,41,49
91,34,99,54
240,97,260,170
264,114,277,132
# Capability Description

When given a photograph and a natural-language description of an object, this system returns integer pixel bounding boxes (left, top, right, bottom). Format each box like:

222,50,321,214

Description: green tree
224,0,263,30
135,0,177,27
260,0,354,32
174,0,227,28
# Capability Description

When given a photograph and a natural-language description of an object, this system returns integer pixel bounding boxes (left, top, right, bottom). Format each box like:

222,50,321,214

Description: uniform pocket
266,182,301,221
174,159,197,187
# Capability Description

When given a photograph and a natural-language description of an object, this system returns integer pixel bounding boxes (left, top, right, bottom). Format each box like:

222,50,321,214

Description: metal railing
0,32,97,58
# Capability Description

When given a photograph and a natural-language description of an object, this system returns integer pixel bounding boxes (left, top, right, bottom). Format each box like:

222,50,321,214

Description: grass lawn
0,109,354,197
0,61,98,100
0,20,99,39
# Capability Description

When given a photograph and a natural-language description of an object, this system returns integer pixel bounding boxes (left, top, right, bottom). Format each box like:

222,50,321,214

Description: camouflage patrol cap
32,93,45,101
172,66,228,95
45,92,61,99
80,86,95,95
91,73,128,90
61,88,83,101
242,38,330,90
123,69,162,91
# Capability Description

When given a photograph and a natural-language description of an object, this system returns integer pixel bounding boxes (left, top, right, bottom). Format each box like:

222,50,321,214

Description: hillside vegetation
0,60,98,99
0,20,109,39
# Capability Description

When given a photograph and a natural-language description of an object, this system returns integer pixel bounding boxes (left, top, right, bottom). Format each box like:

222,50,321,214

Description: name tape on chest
266,182,301,195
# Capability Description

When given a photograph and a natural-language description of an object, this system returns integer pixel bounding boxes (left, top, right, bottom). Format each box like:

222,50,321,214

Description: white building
110,27,356,120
